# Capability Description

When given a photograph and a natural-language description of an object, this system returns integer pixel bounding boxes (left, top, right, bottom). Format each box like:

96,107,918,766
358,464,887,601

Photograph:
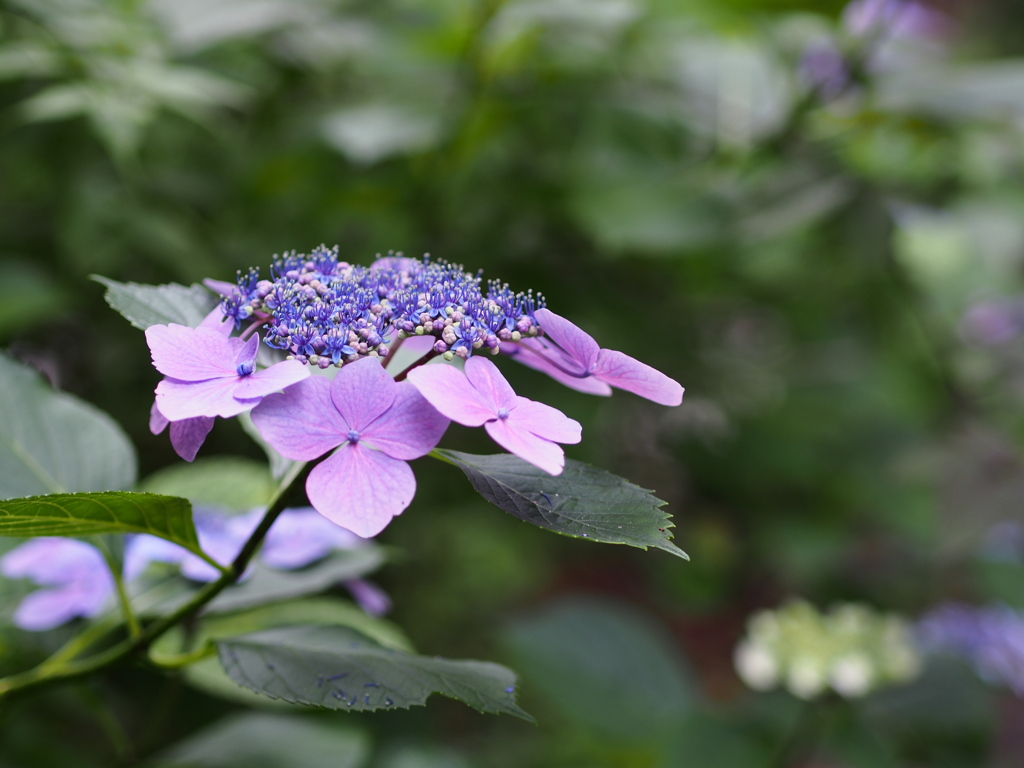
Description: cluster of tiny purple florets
219,246,545,368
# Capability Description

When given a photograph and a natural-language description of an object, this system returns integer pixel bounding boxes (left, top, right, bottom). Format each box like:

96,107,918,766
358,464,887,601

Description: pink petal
593,349,684,406
232,359,309,400
150,400,170,435
534,308,600,371
250,377,348,460
484,419,566,476
405,363,496,426
197,306,234,336
505,338,613,396
155,377,259,420
510,397,582,444
202,278,240,298
463,357,516,411
330,357,396,433
361,381,449,460
234,333,259,370
169,416,215,462
305,444,417,537
146,324,245,381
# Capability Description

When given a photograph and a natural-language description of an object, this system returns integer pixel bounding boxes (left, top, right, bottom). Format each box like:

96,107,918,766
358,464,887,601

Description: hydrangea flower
407,356,581,475
147,324,309,422
213,247,545,366
734,600,920,699
251,357,449,537
918,604,1024,696
509,308,684,406
1,539,114,631
126,507,391,615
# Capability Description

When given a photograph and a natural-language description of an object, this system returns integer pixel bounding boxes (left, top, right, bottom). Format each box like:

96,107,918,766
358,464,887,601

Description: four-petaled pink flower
515,308,684,406
407,356,581,476
251,357,449,537
147,324,309,425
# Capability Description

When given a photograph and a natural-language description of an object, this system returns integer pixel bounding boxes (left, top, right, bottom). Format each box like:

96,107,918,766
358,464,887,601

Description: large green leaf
155,713,370,768
435,450,687,559
0,354,137,499
218,625,533,720
92,275,218,330
0,492,202,556
503,597,695,741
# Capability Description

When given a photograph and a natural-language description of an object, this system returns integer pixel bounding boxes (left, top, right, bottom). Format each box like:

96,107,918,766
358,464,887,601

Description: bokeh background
4,0,1024,765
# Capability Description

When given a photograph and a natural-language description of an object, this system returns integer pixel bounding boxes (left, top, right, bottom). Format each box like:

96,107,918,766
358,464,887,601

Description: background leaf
436,450,687,559
92,275,217,330
218,625,533,720
0,492,201,555
502,596,695,741
154,712,370,768
0,354,136,499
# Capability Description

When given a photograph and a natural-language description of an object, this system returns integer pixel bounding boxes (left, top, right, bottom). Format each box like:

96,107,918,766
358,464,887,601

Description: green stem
0,460,310,701
147,641,216,670
110,564,141,640
43,616,122,668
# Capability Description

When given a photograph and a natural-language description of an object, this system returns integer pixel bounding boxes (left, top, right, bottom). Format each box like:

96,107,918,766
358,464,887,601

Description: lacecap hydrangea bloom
147,246,683,536
734,600,921,699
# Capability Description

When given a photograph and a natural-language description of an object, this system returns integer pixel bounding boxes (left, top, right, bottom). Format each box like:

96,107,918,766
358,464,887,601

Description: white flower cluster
734,600,921,699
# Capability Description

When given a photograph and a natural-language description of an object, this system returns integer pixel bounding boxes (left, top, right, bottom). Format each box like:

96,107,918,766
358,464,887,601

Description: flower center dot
236,360,255,376
497,408,509,420
347,430,360,444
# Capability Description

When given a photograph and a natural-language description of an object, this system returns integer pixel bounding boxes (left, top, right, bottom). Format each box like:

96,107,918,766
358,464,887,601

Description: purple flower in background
918,604,1024,696
843,0,949,41
251,357,449,537
147,324,308,422
963,300,1024,346
407,356,582,476
1,539,114,631
799,40,851,99
511,308,684,406
125,507,391,614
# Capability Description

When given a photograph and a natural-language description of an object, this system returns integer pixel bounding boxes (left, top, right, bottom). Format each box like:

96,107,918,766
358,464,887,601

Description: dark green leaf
436,450,687,559
155,713,370,768
0,354,137,498
0,492,202,557
92,275,217,330
218,625,533,720
503,597,695,740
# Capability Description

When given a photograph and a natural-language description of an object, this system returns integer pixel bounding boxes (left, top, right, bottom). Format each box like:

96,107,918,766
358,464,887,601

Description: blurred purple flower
843,0,949,42
963,300,1024,346
125,506,390,613
799,40,851,99
513,308,684,406
251,357,449,537
407,356,582,476
919,604,1024,696
0,539,114,631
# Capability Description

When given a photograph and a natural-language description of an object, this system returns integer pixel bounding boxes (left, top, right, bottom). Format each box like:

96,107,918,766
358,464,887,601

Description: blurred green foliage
4,0,1024,765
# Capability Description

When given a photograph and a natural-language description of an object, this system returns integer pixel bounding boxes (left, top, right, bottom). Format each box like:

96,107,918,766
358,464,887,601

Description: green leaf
0,492,202,557
435,450,687,559
154,598,411,708
502,597,695,740
0,353,137,498
92,275,218,330
139,457,276,511
155,713,370,768
217,625,533,720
